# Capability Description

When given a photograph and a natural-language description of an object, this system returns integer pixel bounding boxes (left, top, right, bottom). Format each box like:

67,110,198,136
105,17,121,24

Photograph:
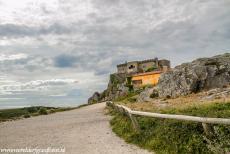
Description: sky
0,0,229,108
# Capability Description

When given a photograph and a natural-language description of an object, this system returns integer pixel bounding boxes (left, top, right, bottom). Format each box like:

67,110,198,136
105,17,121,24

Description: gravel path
0,103,151,154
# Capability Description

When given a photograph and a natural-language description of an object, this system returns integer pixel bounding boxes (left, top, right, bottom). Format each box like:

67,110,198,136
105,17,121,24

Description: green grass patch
160,102,230,118
0,108,29,121
109,102,230,154
114,90,143,103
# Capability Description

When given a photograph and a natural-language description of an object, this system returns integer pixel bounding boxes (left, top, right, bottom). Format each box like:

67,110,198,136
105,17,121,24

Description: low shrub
38,108,48,115
23,114,31,118
127,97,137,103
150,90,159,98
49,109,56,113
26,106,39,113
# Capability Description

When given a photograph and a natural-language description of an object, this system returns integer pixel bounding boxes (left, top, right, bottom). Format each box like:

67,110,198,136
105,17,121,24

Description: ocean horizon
0,97,86,109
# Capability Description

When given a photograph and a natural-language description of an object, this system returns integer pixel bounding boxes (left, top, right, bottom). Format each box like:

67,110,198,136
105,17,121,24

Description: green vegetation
110,74,120,86
23,114,31,118
150,89,159,98
0,107,34,121
114,90,141,102
38,107,48,115
145,65,158,72
160,102,230,118
0,104,89,122
126,77,134,92
109,102,230,154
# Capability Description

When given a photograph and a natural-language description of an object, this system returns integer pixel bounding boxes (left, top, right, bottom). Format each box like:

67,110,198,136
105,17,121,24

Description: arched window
129,65,135,69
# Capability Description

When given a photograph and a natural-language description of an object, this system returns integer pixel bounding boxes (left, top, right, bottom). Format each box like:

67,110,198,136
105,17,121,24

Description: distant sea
0,97,86,109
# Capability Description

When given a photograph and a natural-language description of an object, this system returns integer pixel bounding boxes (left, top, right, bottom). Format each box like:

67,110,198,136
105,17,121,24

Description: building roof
117,58,158,67
117,63,127,67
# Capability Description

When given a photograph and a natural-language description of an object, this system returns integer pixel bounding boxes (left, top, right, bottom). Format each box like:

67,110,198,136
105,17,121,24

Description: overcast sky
0,0,229,108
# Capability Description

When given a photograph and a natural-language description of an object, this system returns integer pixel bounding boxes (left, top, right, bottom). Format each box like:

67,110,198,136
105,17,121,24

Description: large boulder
157,53,230,98
137,87,154,102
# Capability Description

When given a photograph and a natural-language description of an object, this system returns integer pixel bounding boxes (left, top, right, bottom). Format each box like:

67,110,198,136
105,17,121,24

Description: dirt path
0,103,151,154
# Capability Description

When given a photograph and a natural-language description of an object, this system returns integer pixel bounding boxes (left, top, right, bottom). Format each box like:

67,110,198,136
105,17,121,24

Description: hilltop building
117,58,170,74
117,58,171,87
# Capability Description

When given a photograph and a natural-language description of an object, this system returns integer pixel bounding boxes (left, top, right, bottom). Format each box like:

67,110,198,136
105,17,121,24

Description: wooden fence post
128,113,140,133
202,123,214,137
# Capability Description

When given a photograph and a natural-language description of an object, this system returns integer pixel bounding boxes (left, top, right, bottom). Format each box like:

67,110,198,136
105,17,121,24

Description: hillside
91,53,230,153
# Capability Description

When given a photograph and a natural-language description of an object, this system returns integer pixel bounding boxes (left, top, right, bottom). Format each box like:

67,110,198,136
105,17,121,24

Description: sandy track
0,103,151,154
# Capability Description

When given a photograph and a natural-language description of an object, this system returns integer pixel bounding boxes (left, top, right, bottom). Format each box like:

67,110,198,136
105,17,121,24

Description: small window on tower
129,65,135,69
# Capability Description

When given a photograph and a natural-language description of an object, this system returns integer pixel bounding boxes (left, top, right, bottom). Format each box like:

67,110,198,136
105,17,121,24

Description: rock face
137,88,154,102
157,53,230,98
201,87,230,101
105,73,129,100
88,92,101,104
88,73,128,104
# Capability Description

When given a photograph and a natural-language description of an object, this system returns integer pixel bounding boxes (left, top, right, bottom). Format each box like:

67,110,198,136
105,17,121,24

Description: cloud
0,0,230,107
54,54,77,68
0,53,28,61
0,78,78,96
0,23,71,38
24,79,78,87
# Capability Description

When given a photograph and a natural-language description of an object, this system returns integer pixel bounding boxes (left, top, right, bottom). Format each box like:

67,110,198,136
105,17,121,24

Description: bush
150,89,159,98
26,106,39,113
23,114,31,118
127,97,137,103
49,109,56,113
38,108,48,115
145,66,158,72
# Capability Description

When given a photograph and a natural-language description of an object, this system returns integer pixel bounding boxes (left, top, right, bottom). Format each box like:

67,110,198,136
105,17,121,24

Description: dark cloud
54,54,77,68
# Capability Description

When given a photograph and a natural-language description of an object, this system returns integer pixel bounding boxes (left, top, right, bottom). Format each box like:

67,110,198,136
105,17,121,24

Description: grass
0,103,89,122
113,89,144,103
109,101,230,154
114,91,139,102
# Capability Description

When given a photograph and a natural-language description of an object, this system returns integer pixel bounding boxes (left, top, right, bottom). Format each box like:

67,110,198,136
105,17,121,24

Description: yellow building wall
132,73,161,87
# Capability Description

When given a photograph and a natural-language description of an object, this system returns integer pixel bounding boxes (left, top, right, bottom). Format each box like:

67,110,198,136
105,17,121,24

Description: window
132,80,142,85
129,65,135,69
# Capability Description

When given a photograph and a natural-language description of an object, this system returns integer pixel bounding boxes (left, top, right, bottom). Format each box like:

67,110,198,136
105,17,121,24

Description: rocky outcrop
88,73,129,104
88,92,101,104
105,73,129,100
157,53,230,98
201,87,230,101
137,88,154,102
